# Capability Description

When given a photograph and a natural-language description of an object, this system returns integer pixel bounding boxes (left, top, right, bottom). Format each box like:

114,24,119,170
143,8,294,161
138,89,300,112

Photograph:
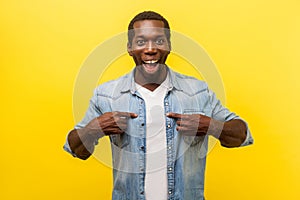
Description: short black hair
127,11,171,46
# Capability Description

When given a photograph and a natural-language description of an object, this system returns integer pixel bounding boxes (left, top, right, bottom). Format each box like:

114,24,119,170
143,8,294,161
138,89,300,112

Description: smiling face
127,20,171,85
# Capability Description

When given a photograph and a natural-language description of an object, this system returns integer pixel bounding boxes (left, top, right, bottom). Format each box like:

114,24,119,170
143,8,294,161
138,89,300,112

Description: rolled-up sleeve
63,136,77,157
238,118,254,146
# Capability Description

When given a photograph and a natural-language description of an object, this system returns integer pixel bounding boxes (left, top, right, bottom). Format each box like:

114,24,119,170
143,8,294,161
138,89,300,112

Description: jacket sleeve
208,88,253,147
63,88,103,156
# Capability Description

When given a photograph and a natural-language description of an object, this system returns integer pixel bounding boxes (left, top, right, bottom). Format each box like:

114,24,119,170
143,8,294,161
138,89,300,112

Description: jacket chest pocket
110,133,130,148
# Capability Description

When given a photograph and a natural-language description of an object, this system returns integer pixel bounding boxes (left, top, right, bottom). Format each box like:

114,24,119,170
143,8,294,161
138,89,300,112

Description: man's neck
134,67,168,91
139,83,160,92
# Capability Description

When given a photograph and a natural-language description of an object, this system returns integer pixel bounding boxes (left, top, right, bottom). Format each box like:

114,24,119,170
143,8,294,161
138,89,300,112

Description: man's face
127,20,170,81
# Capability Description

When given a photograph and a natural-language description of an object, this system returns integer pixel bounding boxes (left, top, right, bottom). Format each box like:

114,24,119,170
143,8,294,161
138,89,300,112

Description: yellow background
1,0,299,199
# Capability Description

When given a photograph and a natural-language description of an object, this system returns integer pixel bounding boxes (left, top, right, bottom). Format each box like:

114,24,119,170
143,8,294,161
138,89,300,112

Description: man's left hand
166,112,211,136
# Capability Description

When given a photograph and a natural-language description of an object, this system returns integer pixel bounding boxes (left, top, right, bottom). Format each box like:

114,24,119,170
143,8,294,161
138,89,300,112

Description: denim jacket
64,67,253,200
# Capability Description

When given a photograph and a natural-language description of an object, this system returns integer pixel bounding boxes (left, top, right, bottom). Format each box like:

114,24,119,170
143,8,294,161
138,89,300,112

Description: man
64,11,253,200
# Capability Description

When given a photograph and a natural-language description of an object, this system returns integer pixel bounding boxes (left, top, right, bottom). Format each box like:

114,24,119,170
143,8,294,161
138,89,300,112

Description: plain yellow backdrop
1,0,299,199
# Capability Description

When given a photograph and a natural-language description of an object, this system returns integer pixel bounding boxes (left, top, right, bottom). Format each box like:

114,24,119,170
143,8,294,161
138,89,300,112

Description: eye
136,40,145,46
155,38,165,45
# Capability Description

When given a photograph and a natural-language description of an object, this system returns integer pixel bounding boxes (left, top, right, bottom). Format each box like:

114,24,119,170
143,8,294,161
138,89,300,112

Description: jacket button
140,191,144,195
141,123,145,126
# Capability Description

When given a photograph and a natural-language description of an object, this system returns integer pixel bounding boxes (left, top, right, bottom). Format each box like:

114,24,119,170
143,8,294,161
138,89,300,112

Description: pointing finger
166,112,182,119
129,112,138,118
117,112,138,119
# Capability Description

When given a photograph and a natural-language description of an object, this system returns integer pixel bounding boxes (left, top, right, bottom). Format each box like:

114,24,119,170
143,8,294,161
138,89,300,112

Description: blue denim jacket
64,67,253,200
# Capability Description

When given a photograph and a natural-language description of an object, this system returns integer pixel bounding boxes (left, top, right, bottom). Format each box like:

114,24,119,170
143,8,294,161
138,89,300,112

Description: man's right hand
67,111,137,160
86,111,138,136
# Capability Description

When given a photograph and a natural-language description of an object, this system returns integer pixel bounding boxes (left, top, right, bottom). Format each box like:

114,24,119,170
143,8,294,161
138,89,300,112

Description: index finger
166,112,182,119
117,111,138,118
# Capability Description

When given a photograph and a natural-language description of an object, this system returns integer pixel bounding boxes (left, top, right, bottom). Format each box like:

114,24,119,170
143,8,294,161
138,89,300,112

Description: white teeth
144,60,158,64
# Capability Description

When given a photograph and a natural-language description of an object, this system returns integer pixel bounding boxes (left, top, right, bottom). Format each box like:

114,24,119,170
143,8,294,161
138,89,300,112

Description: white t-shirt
136,76,169,200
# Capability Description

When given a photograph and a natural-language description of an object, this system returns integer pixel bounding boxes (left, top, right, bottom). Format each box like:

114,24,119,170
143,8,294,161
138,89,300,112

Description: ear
127,42,133,56
168,40,172,52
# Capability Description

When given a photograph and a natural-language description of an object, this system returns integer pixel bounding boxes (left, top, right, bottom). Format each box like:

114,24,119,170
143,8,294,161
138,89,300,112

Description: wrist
206,118,224,139
85,118,105,138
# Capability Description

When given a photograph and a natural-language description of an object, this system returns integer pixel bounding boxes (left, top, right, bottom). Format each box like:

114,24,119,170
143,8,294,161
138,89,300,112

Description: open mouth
143,59,159,65
142,60,160,73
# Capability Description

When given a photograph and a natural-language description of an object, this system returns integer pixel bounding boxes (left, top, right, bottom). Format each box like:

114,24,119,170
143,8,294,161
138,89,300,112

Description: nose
144,41,157,54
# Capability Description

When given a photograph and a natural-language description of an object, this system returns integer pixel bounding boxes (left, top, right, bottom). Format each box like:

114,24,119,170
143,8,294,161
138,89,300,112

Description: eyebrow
135,34,166,39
